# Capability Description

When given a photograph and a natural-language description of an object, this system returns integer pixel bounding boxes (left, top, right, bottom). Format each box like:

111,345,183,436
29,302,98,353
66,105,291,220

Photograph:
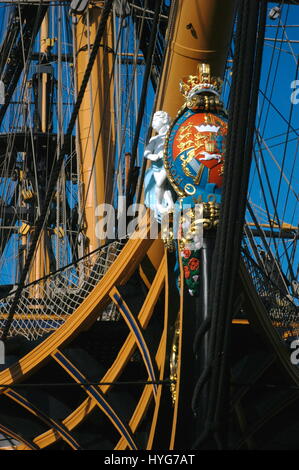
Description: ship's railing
241,249,299,342
0,240,124,340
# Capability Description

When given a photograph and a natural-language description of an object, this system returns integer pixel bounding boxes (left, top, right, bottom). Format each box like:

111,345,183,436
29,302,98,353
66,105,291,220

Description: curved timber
0,212,179,450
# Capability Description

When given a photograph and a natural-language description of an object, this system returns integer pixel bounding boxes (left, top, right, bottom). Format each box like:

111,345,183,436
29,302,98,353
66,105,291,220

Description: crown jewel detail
180,63,222,98
179,63,225,112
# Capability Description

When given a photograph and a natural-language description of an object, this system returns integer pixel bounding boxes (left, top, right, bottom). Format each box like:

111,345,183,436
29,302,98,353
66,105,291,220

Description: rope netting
242,249,299,342
0,240,123,341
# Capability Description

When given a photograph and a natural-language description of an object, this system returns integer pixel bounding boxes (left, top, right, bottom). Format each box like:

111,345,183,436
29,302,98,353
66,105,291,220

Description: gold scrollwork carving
170,318,180,406
202,201,221,229
161,211,175,252
184,183,196,195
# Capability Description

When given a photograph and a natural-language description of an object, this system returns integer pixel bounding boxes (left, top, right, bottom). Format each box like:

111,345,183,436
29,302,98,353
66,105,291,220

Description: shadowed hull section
0,213,298,449
0,215,179,450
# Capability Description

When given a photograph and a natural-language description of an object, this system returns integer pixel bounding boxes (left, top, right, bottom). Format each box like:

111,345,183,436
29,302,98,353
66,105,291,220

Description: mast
156,0,236,116
75,4,115,253
29,12,50,288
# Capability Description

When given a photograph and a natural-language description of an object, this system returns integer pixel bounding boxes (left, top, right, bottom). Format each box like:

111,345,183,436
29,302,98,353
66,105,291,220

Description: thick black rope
191,0,247,429
211,0,262,447
0,4,48,126
213,1,267,449
199,0,266,448
191,0,267,449
1,0,113,341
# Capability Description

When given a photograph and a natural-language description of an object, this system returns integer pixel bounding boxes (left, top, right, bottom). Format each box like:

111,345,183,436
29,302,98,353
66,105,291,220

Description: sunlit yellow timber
155,0,236,117
0,212,175,449
246,222,298,231
29,13,50,290
75,5,115,253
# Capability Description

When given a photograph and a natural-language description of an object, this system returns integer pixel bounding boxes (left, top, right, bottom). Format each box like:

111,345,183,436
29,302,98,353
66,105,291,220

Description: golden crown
179,63,222,98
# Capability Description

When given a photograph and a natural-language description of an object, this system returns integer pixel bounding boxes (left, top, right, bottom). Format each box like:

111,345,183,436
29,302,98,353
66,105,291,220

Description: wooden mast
75,5,115,254
156,0,236,115
29,12,50,289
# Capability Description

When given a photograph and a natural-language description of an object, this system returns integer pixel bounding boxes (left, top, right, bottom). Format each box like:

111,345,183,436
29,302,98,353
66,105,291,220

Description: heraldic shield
162,63,228,296
164,109,227,204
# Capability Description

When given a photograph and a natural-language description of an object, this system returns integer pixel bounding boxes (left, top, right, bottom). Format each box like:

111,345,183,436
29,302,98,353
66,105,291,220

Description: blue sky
245,2,299,288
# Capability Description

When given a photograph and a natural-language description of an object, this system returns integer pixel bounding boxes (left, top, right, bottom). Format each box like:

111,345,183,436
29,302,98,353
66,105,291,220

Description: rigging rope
111,1,149,204
191,0,267,450
126,0,163,206
135,0,178,205
71,10,126,249
0,6,43,257
0,4,48,127
1,0,114,341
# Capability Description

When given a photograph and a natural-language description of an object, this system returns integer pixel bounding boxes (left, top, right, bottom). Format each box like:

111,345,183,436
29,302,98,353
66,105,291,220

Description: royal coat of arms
162,63,228,296
164,64,228,204
165,111,227,203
